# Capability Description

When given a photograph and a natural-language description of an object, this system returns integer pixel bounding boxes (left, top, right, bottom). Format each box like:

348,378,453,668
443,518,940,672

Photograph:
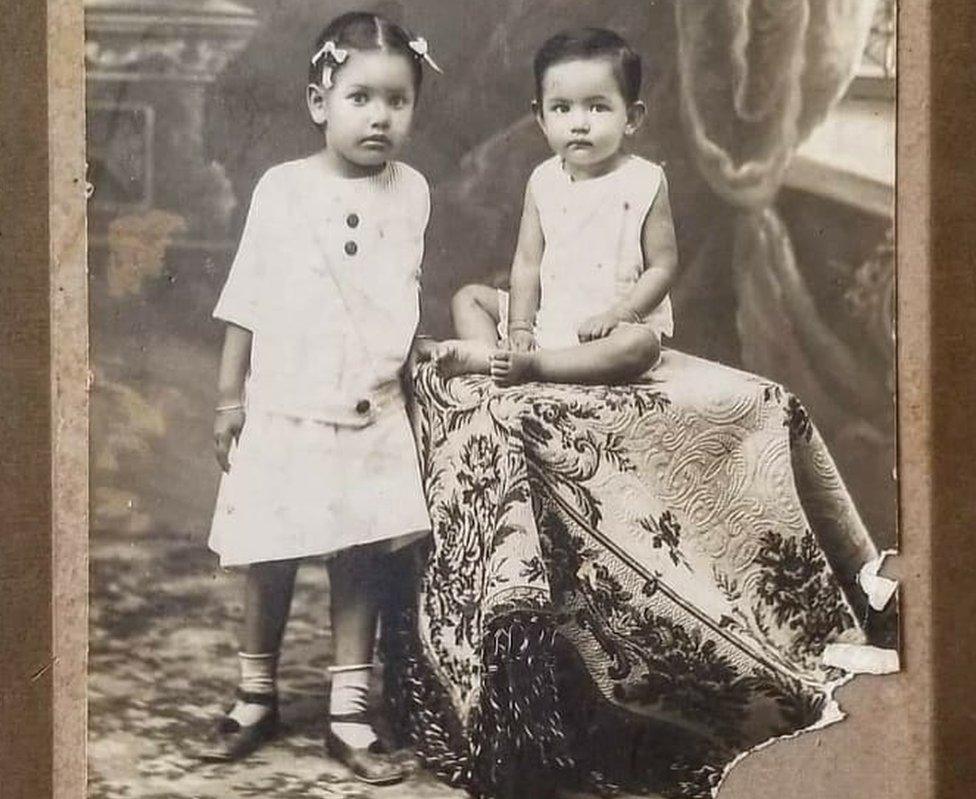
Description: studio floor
88,530,655,799
88,530,466,799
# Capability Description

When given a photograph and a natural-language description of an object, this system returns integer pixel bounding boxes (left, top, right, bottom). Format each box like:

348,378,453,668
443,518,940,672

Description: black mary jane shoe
324,712,410,786
196,689,280,763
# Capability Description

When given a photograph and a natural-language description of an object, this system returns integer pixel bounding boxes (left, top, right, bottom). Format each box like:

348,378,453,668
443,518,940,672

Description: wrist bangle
216,403,244,413
508,320,534,333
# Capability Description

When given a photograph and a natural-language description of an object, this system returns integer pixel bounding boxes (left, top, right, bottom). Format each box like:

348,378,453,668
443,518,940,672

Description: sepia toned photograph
85,1,899,797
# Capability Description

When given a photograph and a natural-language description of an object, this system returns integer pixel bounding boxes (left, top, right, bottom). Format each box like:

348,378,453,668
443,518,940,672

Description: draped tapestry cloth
384,353,879,798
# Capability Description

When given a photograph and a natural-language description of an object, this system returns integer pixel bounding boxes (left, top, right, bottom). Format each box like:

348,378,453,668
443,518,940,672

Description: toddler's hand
577,311,622,342
507,329,536,353
214,408,245,473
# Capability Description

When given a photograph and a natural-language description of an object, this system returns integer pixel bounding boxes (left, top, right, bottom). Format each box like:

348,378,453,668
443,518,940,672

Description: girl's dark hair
533,28,642,104
307,11,423,93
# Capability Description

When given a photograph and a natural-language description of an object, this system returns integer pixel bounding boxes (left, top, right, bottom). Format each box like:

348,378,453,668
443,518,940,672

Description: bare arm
214,323,252,472
217,323,252,404
618,176,678,320
506,184,545,347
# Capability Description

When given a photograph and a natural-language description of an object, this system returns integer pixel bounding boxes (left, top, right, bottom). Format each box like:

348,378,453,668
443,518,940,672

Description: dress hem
211,527,430,569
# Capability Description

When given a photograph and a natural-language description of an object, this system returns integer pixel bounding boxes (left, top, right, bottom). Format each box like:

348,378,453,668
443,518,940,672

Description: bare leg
242,558,300,654
435,284,504,377
491,325,661,386
325,544,410,783
451,283,503,345
327,545,385,666
209,558,298,737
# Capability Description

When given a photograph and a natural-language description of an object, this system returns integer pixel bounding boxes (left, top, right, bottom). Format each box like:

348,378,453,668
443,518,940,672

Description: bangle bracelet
508,320,534,333
216,403,243,413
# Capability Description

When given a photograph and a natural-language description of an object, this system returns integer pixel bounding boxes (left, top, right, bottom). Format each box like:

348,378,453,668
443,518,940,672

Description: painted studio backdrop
86,0,896,796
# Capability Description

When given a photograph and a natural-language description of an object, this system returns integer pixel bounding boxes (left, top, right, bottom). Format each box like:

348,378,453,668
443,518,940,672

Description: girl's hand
405,336,438,377
507,329,537,353
413,337,440,362
577,311,623,342
425,340,453,366
214,408,245,473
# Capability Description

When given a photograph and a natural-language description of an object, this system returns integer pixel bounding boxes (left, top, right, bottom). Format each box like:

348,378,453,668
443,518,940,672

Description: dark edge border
3,0,964,796
0,0,54,797
931,1,976,796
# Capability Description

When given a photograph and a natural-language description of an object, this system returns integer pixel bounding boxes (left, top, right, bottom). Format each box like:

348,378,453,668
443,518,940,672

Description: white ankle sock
329,663,377,749
228,651,277,727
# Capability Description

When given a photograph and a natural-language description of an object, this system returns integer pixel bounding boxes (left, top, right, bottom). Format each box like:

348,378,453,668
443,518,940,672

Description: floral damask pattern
753,528,857,659
386,350,881,798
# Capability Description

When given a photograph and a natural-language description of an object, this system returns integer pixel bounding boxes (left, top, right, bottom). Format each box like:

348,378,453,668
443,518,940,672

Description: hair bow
408,37,443,74
311,40,348,87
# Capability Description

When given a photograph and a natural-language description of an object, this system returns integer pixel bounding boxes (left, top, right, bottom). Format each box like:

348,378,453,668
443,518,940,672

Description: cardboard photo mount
4,0,973,796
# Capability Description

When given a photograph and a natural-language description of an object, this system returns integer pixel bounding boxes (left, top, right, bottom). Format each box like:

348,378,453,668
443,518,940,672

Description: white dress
501,154,674,349
209,156,431,566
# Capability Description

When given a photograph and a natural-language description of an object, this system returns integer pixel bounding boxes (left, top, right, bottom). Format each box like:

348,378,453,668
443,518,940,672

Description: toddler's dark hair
533,28,642,104
307,11,423,94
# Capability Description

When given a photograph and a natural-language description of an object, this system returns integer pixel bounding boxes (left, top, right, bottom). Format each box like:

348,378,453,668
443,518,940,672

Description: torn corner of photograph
858,549,899,612
823,643,901,675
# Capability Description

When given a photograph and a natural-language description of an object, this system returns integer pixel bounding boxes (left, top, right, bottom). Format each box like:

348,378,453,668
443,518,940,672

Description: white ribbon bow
311,40,348,67
311,40,349,88
408,37,443,74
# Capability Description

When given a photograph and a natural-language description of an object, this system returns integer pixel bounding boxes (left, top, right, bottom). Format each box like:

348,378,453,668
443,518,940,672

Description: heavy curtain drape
675,0,884,416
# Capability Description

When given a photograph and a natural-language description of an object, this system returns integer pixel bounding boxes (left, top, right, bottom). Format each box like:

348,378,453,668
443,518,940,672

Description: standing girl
201,12,440,785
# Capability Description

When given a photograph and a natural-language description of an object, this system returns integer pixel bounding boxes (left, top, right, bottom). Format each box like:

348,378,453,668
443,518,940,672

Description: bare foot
489,349,537,386
432,339,493,378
